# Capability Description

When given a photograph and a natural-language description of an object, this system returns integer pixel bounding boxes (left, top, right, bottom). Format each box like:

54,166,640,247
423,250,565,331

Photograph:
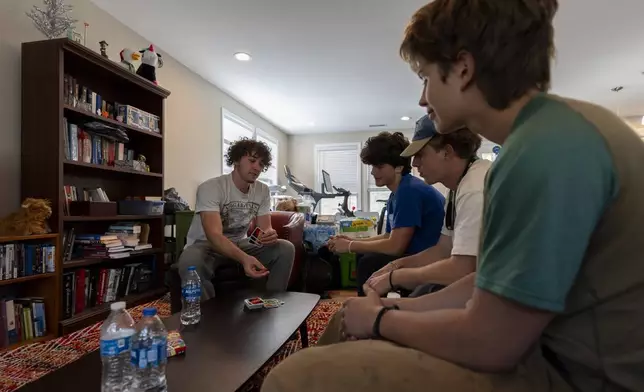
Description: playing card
249,227,264,246
262,298,285,308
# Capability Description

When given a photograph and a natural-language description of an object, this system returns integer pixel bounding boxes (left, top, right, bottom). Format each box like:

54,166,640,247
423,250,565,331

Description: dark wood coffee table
19,291,320,392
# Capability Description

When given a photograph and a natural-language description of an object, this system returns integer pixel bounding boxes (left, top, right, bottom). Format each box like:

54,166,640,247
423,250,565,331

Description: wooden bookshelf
20,38,171,337
0,234,60,350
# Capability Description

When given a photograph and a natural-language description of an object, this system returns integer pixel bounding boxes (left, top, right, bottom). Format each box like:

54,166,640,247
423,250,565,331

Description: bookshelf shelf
21,38,170,337
0,234,58,243
63,104,163,139
63,215,163,222
62,248,163,269
63,160,163,177
1,334,55,353
59,287,167,335
0,273,57,287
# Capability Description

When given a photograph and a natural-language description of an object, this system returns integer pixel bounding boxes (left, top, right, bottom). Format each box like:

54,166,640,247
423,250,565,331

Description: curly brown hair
427,128,481,159
360,132,412,175
400,0,558,110
225,138,272,172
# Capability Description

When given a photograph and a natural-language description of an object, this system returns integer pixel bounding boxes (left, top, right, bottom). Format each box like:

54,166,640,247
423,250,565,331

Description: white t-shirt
186,173,271,246
441,159,492,256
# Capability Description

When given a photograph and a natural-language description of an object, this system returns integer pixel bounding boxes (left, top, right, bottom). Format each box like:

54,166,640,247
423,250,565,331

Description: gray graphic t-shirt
185,174,270,246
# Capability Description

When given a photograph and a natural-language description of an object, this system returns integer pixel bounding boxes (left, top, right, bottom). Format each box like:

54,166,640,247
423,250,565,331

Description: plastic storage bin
118,200,165,215
339,253,358,288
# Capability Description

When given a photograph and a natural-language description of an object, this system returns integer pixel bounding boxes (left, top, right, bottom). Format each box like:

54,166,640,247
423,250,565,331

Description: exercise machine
284,165,355,217
321,170,354,217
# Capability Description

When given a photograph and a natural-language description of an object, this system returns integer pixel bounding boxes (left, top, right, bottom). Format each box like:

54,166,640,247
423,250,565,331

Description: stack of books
74,234,131,259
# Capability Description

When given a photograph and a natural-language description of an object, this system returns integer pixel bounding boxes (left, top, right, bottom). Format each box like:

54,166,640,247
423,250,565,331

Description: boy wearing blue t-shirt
328,132,445,296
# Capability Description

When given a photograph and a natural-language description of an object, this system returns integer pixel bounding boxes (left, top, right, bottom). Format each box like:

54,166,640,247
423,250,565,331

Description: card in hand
249,227,264,246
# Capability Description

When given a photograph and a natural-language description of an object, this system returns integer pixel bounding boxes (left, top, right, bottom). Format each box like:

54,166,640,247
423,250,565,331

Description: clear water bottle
180,266,201,325
100,301,135,392
130,307,168,392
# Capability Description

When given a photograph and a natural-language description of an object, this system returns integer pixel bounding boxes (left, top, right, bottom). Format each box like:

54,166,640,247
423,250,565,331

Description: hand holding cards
249,227,279,246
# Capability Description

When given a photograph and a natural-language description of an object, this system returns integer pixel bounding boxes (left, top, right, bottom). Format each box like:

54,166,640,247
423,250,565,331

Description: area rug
0,295,342,392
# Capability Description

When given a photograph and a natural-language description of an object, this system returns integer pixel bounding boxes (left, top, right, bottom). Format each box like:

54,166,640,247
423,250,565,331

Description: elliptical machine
284,165,355,217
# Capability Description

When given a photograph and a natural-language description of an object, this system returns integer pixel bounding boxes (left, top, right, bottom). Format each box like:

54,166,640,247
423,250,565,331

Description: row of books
63,116,135,165
0,243,56,281
62,223,152,262
0,298,47,348
62,263,154,318
64,74,119,121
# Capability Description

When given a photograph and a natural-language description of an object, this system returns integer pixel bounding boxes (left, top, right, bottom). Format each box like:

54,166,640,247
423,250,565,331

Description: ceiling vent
369,124,387,128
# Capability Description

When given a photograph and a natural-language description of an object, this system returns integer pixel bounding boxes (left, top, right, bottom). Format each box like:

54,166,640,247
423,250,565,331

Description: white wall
0,0,288,214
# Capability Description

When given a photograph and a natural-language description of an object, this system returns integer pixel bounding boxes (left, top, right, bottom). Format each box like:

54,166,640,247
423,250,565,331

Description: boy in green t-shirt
261,1,644,391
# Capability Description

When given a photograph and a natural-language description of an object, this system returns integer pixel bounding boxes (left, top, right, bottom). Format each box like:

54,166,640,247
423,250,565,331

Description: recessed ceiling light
234,52,252,61
308,121,316,126
401,116,411,121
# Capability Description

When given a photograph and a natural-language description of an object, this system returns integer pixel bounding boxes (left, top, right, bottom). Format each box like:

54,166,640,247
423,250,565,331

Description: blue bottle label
182,285,201,301
100,336,131,357
130,337,167,368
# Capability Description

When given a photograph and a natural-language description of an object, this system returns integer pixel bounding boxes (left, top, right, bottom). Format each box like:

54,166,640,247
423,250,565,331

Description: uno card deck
244,297,265,310
249,227,264,246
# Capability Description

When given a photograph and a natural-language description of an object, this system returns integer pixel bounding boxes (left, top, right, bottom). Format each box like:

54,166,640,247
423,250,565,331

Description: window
315,143,361,215
222,109,279,185
365,166,391,213
256,130,278,186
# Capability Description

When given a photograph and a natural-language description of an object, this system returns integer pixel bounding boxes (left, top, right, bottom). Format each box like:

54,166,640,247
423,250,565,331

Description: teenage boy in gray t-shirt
176,138,295,300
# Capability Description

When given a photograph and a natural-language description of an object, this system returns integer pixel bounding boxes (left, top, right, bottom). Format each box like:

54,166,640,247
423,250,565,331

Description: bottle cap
110,301,126,311
142,307,157,317
188,266,196,271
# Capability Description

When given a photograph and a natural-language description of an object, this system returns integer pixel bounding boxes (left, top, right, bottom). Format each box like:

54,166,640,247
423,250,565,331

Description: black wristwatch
372,304,400,339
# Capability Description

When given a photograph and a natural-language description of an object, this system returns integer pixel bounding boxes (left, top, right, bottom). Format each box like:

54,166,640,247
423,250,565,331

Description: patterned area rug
0,295,342,392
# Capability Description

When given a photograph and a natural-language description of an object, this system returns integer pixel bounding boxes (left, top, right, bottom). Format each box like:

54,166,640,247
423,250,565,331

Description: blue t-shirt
386,174,445,255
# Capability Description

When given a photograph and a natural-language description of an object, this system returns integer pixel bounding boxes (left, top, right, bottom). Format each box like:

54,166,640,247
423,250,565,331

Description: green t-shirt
477,94,617,311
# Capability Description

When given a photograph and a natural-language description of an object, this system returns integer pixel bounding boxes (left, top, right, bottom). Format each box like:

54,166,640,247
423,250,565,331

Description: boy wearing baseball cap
366,116,491,297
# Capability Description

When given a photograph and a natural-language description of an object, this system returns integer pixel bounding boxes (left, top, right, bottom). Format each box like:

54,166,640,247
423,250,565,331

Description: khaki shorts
261,311,573,392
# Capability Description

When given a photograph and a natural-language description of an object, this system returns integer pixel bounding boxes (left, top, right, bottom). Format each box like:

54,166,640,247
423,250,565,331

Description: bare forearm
350,238,403,256
353,234,388,243
397,256,476,289
396,273,475,312
205,232,247,263
397,241,451,269
379,307,480,369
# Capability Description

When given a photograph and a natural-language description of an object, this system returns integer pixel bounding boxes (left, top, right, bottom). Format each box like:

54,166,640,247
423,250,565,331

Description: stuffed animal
119,48,140,73
276,198,298,212
136,44,163,85
0,198,52,236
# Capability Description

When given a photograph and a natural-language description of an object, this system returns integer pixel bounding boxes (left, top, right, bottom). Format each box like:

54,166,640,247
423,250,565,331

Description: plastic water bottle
130,307,168,392
180,266,201,325
100,301,136,392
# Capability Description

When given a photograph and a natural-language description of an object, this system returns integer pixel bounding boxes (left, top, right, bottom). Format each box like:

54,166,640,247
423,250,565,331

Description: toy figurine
119,48,140,73
99,40,108,58
136,44,163,85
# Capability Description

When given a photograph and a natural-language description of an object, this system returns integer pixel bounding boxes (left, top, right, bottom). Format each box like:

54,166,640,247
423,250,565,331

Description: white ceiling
92,0,644,135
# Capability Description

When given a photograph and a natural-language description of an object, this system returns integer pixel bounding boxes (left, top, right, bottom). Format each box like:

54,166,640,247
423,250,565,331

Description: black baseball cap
401,115,438,157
